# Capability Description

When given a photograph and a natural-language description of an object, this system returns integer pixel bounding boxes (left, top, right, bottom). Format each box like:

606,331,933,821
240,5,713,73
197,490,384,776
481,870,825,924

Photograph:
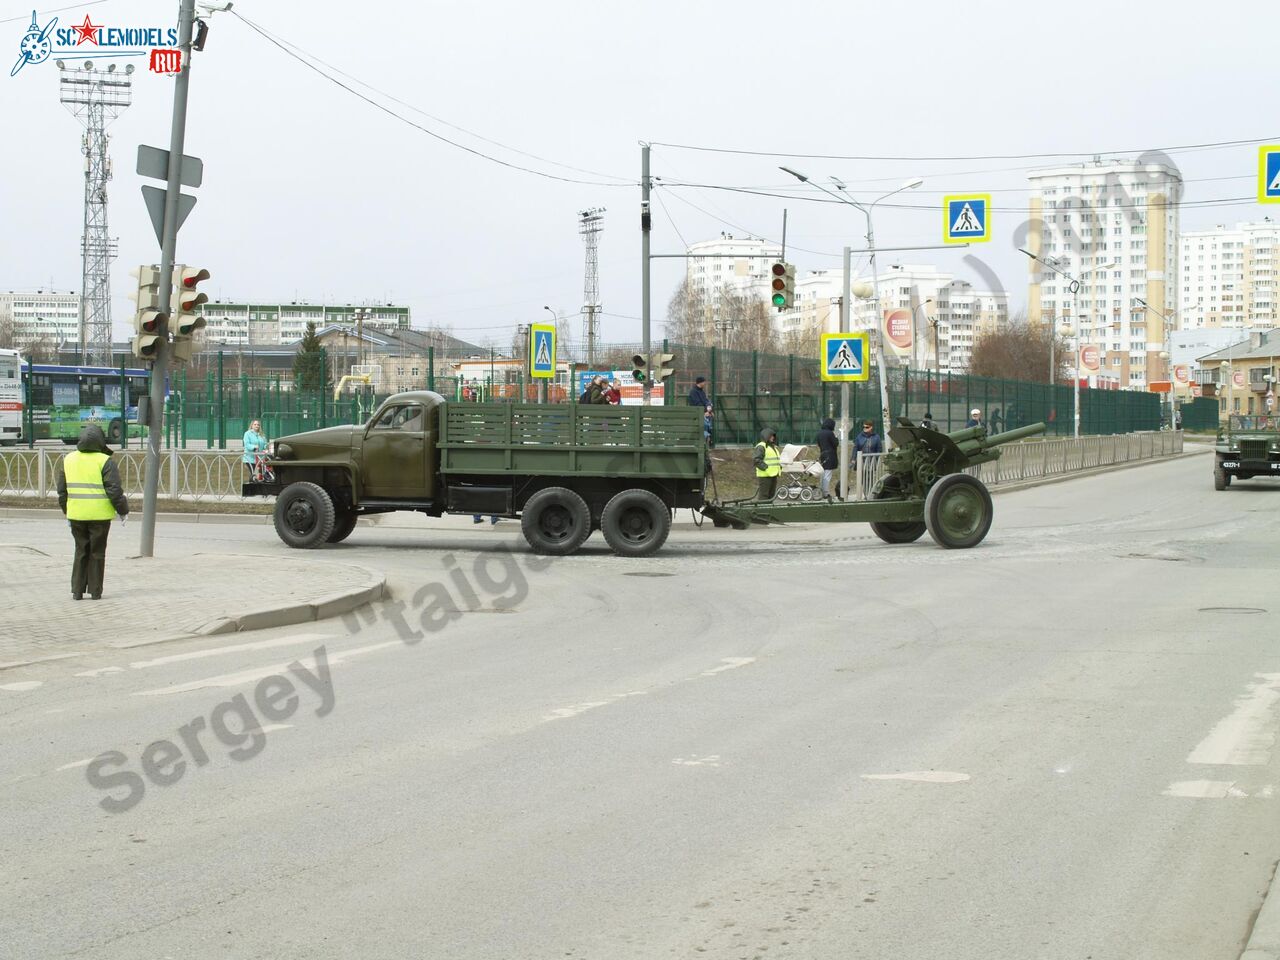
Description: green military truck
245,391,1045,557
1214,414,1280,490
244,391,705,557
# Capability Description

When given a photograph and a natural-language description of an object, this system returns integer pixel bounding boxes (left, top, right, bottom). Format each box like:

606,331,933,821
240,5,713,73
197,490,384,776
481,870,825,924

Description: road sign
820,332,869,382
530,323,555,378
1259,145,1280,204
943,194,991,244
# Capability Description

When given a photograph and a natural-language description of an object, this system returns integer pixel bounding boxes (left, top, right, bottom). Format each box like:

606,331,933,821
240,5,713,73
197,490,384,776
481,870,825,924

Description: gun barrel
984,422,1047,446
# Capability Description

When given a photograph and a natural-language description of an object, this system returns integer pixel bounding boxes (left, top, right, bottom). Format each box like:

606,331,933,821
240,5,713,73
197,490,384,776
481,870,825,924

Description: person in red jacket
604,379,622,405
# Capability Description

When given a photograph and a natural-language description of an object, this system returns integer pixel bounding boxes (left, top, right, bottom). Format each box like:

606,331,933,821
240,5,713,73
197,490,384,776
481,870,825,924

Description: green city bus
20,362,151,444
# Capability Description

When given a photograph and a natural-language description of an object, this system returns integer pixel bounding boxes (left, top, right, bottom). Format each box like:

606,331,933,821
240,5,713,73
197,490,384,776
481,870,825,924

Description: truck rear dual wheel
601,488,671,557
521,487,592,556
923,474,993,549
274,481,336,549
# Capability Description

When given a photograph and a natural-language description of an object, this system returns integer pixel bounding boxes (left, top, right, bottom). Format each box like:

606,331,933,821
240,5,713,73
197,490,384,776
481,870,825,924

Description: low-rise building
1196,329,1280,418
197,300,411,346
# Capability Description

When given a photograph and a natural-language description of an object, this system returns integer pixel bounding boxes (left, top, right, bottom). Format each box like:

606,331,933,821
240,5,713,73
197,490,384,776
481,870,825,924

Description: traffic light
653,351,676,381
631,353,647,384
770,262,795,310
170,265,209,364
128,264,166,361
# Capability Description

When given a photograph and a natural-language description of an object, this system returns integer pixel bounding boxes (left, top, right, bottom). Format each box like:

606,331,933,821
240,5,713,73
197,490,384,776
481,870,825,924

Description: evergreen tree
293,322,327,391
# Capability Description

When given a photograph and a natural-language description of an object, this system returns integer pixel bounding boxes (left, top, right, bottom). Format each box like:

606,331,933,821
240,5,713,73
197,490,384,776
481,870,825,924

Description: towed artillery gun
701,419,1046,549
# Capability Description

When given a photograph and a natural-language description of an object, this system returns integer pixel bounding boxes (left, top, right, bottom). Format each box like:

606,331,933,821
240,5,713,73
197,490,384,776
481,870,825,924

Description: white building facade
195,301,411,346
1180,219,1279,330
773,264,1007,373
685,234,781,306
0,290,82,348
1026,159,1182,388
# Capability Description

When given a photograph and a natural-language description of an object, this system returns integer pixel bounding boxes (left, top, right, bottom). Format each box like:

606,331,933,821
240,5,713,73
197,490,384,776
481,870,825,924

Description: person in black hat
687,376,710,409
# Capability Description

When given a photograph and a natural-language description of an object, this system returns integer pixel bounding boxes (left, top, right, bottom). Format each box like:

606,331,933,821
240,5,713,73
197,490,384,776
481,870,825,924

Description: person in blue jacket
687,376,710,408
242,419,270,480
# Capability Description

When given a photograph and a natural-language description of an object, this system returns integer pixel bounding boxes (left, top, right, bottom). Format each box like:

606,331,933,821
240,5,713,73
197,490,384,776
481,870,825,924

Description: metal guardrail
850,431,1184,501
0,431,1185,505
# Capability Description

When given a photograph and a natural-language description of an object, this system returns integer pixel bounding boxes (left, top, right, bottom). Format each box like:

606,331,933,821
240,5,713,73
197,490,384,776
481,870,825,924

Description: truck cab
1214,414,1280,490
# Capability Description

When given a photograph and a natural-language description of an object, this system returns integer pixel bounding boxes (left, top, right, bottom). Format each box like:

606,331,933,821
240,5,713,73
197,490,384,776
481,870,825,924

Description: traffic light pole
838,246,851,501
139,0,196,559
640,143,652,405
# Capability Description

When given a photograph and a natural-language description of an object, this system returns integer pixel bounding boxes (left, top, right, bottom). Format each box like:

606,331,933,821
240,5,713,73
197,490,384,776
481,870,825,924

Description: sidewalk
0,544,384,669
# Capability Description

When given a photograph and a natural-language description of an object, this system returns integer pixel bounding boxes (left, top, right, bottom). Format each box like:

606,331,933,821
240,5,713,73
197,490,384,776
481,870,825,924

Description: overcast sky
1,0,1272,352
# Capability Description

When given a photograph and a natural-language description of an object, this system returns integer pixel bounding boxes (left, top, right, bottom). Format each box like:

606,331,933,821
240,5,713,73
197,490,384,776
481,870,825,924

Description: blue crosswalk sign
530,324,555,378
943,193,991,244
820,332,869,382
1260,145,1280,204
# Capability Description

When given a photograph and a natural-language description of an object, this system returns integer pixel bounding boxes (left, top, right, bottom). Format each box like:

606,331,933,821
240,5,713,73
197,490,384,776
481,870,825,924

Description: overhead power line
231,12,633,188
648,135,1279,163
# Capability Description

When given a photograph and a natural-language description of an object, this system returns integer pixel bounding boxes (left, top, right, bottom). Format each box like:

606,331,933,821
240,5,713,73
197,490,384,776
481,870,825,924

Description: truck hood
274,425,360,461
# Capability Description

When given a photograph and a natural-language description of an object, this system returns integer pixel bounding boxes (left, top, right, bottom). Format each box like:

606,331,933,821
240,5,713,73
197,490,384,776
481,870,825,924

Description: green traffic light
772,293,786,307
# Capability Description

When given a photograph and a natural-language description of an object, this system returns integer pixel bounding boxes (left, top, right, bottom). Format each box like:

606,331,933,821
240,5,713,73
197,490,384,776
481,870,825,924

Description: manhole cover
1197,607,1268,615
622,572,675,578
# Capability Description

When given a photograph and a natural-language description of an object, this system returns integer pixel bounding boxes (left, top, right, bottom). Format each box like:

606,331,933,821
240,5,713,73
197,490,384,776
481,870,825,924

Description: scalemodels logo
10,10,182,77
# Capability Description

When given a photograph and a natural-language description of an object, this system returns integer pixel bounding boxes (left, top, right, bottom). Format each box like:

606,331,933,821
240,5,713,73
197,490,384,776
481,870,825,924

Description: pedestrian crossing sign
530,323,556,378
1259,145,1280,204
943,193,991,244
820,332,870,382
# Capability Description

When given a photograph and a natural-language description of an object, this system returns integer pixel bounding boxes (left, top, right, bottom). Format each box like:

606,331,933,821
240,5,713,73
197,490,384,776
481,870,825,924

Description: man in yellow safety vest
753,427,782,501
56,424,130,600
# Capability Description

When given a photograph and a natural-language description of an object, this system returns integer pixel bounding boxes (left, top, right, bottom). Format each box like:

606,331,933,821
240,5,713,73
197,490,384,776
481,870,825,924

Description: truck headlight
274,442,293,460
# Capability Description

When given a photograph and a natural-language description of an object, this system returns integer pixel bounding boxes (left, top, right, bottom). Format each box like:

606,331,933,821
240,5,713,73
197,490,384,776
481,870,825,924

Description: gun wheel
924,474,993,549
870,489,925,543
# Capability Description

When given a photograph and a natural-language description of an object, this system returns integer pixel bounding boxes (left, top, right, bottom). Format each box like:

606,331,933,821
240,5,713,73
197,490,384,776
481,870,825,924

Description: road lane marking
1163,780,1248,799
55,758,94,772
673,755,723,767
540,657,758,724
0,681,43,692
1187,673,1280,766
129,632,331,670
701,657,756,676
133,641,399,697
861,771,971,783
74,666,125,678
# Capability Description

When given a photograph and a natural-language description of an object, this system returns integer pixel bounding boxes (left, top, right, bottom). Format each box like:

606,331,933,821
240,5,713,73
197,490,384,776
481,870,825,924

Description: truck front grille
1240,439,1269,460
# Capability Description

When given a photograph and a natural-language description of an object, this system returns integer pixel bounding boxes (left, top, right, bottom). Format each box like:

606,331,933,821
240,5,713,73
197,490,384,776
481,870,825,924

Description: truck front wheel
601,488,671,558
521,487,591,556
1214,465,1230,491
274,481,337,549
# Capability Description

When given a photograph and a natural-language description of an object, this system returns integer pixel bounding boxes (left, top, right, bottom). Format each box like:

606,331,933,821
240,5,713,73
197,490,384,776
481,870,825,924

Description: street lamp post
780,167,923,451
1134,297,1202,431
1221,360,1233,419
913,298,933,409
1019,249,1116,438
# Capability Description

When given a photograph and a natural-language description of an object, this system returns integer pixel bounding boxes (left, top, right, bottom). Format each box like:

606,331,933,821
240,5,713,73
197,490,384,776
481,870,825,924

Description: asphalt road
3,451,1279,960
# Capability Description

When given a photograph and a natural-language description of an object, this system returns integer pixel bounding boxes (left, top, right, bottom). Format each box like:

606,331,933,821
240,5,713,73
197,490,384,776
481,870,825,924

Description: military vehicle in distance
1214,414,1280,490
245,394,1045,556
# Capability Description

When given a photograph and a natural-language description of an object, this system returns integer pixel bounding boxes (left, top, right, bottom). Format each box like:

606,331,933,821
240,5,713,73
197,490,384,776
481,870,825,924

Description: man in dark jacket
752,427,782,501
56,424,129,600
687,376,710,408
815,417,838,499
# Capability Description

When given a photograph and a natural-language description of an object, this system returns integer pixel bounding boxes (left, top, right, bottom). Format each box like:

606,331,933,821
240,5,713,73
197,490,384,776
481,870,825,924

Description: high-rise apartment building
1027,159,1181,388
684,233,781,306
1180,219,1279,329
195,301,410,346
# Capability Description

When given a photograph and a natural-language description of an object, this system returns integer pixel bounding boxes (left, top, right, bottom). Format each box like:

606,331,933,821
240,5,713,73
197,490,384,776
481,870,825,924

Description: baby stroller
775,444,823,501
250,452,276,483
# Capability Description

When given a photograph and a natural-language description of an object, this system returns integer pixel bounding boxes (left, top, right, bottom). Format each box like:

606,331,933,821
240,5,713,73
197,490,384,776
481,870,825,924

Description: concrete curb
1,560,386,665
1242,862,1280,960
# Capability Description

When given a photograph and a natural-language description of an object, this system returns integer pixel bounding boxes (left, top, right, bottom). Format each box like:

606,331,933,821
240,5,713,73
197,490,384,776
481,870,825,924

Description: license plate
1221,461,1241,468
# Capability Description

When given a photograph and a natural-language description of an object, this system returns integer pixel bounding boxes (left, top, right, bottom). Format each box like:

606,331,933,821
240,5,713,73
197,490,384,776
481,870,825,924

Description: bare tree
969,313,1069,383
665,278,712,345
0,311,14,350
19,336,58,363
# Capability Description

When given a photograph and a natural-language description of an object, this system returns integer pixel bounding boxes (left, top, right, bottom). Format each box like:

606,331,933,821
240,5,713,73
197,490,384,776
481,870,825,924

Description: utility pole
640,143,652,404
579,208,604,368
356,307,365,368
139,0,196,558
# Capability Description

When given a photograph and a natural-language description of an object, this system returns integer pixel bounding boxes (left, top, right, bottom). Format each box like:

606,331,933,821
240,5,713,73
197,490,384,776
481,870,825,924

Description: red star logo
72,15,101,45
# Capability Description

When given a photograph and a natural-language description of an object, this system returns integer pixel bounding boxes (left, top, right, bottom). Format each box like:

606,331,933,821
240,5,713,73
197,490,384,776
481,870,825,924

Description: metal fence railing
1,431,1185,506
842,431,1184,501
